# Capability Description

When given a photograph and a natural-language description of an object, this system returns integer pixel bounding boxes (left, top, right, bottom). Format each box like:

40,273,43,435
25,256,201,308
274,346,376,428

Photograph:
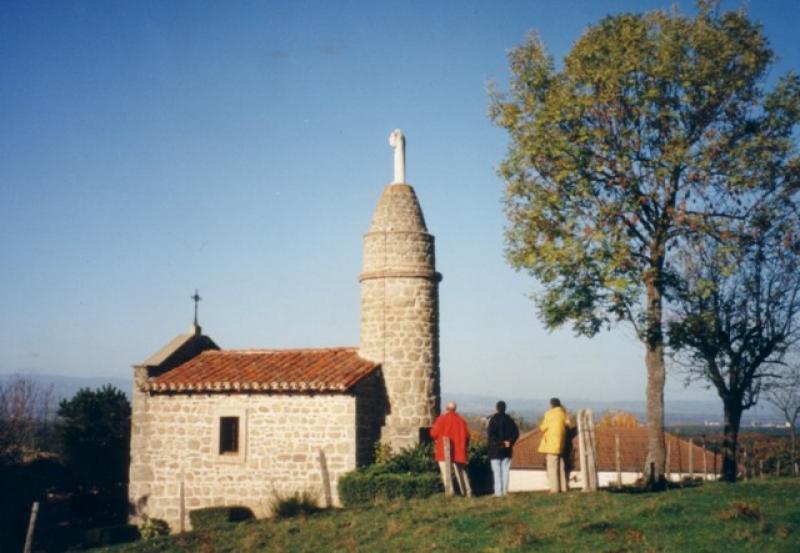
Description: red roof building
509,426,721,491
147,347,378,393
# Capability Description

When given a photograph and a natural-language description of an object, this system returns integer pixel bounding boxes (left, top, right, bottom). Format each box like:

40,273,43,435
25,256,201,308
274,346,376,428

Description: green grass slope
101,480,800,553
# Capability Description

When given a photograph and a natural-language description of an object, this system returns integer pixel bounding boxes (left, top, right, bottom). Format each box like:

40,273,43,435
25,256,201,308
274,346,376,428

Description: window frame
218,416,240,455
211,407,248,464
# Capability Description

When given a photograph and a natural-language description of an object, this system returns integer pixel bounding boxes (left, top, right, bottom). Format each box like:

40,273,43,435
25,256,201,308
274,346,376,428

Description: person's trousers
438,461,472,497
490,457,512,496
545,453,567,492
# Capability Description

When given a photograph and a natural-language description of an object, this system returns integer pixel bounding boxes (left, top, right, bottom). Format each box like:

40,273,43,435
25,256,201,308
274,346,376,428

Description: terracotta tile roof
511,426,720,474
146,347,378,393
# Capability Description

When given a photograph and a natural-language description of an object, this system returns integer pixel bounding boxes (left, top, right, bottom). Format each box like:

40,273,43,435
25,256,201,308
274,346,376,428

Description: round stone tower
359,130,441,451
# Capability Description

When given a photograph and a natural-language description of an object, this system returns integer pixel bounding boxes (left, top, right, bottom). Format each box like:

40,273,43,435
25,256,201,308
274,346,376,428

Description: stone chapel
128,130,441,529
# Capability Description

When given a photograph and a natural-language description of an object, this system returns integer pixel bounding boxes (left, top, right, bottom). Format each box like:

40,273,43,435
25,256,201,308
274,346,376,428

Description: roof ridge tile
148,347,378,394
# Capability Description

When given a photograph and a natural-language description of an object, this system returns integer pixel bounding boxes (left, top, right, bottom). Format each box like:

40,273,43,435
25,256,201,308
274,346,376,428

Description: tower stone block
359,183,441,450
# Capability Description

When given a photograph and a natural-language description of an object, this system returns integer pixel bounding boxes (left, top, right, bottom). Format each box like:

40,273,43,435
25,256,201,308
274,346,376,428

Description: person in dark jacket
487,400,520,497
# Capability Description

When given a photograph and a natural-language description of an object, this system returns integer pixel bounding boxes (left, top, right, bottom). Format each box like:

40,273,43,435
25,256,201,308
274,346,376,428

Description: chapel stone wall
129,392,357,531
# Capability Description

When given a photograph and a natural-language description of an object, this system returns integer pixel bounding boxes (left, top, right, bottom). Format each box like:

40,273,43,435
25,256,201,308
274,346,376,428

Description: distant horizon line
0,371,734,405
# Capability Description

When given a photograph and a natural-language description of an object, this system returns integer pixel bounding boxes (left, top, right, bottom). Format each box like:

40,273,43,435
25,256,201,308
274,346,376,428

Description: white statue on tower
389,129,405,184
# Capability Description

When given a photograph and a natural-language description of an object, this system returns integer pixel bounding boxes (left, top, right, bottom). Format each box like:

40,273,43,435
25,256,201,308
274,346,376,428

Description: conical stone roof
367,183,428,233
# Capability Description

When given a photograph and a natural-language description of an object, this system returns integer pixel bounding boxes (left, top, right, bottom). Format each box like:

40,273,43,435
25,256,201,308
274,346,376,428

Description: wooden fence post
443,440,454,496
702,439,708,480
179,473,186,533
577,410,586,490
760,460,764,479
743,448,749,481
666,439,671,482
587,410,598,491
615,432,622,486
688,438,694,480
776,459,782,478
23,501,39,553
318,449,333,508
577,409,598,492
714,450,718,478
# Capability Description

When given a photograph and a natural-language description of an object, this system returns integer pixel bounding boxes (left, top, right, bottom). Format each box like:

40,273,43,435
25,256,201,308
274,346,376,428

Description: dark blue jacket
487,413,520,460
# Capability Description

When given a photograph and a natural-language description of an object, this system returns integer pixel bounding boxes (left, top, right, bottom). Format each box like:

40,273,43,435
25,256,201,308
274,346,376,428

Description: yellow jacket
538,406,570,455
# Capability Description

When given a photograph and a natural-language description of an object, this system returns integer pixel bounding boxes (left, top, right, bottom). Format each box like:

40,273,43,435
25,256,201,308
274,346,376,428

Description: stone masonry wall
129,392,356,531
353,369,388,466
362,231,435,273
359,183,441,451
359,277,439,449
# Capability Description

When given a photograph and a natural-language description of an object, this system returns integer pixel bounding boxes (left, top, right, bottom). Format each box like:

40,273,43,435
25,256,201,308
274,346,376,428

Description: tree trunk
721,402,743,482
644,278,667,489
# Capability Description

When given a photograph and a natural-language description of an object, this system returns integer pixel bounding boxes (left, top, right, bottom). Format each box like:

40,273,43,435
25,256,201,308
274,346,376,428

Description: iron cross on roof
191,289,202,326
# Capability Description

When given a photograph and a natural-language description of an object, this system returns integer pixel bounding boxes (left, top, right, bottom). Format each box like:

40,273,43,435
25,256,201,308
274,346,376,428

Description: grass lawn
99,479,800,552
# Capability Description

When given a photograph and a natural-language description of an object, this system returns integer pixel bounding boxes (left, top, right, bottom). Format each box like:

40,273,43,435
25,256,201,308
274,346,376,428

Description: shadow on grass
605,478,705,494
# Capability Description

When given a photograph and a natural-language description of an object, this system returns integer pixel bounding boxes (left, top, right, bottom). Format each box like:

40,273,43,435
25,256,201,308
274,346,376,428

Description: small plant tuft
373,442,394,464
82,524,140,547
138,514,170,539
269,490,320,518
718,502,762,522
505,523,541,547
581,520,615,533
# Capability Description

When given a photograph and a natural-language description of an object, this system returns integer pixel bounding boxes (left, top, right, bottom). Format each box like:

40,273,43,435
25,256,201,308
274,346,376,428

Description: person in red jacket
430,401,472,497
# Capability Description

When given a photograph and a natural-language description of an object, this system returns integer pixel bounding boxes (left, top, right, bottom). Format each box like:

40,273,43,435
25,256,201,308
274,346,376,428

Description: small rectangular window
219,416,239,454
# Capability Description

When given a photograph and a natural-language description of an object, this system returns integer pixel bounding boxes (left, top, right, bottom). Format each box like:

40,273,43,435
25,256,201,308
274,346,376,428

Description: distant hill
0,372,132,402
0,373,784,426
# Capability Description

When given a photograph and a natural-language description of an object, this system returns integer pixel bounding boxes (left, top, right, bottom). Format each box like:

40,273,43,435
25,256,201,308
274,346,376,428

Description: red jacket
430,411,470,463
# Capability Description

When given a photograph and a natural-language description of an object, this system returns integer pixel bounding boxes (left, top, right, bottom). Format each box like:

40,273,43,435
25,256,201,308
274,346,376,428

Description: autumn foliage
491,1,799,486
597,411,641,428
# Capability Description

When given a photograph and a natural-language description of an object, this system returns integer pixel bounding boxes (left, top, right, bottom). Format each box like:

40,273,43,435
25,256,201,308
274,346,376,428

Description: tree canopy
57,385,131,490
668,191,800,480
491,1,799,485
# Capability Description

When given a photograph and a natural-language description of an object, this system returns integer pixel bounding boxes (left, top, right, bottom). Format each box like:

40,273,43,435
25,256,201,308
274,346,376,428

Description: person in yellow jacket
538,398,571,493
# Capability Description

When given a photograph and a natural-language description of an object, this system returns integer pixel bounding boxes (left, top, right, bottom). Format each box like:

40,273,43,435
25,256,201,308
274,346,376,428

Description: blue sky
1,1,798,403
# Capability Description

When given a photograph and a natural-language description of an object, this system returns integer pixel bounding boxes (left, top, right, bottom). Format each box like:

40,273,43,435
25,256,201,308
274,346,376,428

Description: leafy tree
490,1,799,486
57,385,131,490
0,376,56,464
765,364,800,475
669,197,800,481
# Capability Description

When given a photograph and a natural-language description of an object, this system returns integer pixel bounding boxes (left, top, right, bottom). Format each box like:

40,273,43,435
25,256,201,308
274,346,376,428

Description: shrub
338,471,442,507
339,441,498,505
189,506,254,530
379,443,438,474
138,515,170,539
82,524,140,547
466,442,493,496
373,442,394,464
269,490,320,518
